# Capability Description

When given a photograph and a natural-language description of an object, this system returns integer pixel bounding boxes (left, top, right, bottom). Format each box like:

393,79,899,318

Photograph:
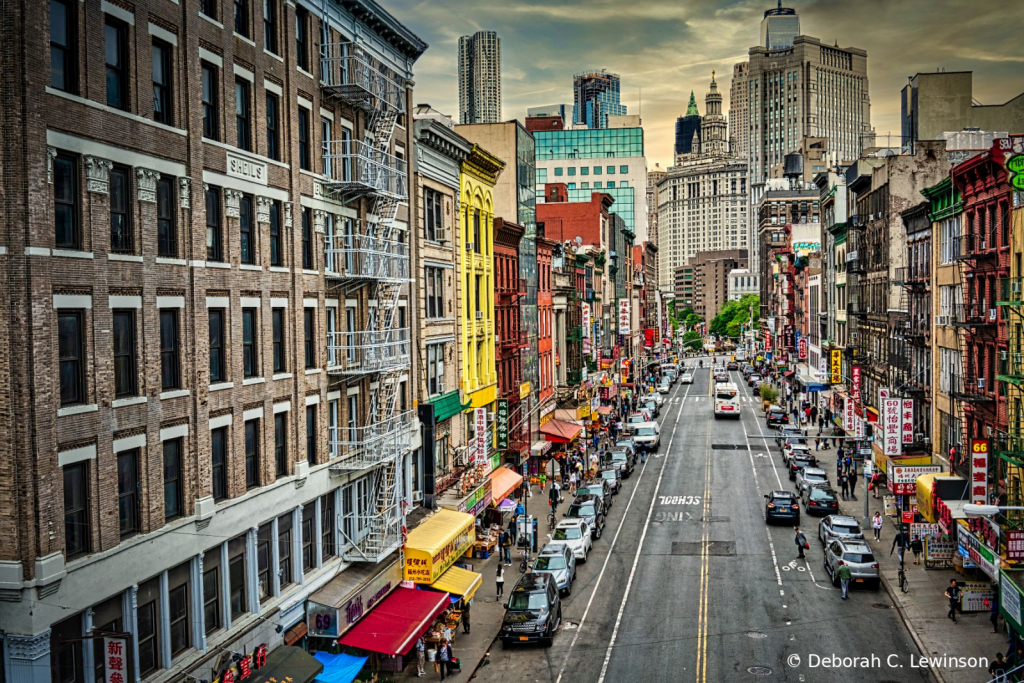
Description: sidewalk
820,445,1007,683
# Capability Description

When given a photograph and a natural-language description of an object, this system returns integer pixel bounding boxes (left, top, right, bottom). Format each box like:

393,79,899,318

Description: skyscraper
728,62,750,159
573,70,627,129
458,31,501,124
760,1,801,50
674,92,701,158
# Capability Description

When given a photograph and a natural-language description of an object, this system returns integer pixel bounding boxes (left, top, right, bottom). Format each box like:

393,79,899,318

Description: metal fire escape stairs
319,20,411,562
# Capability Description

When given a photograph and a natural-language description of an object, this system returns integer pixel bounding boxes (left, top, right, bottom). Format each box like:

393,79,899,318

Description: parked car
647,392,665,407
577,481,612,513
606,448,635,478
614,437,636,452
823,539,880,590
818,515,865,546
549,520,592,564
631,422,661,451
747,374,762,387
681,371,694,384
788,451,819,480
566,494,607,539
775,426,805,448
766,405,789,427
500,573,563,647
626,411,651,429
599,468,622,495
783,442,813,466
642,399,660,418
764,490,801,524
795,467,829,496
533,544,577,595
801,485,839,515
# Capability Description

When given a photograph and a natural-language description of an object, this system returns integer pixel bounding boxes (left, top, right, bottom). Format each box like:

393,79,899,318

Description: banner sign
618,299,630,334
882,398,902,456
971,439,989,504
830,349,842,385
960,581,997,612
901,398,915,444
852,366,861,401
103,638,128,683
958,523,999,580
474,408,487,464
910,523,941,538
496,399,509,451
844,396,855,432
1008,530,1024,562
798,337,807,360
925,535,955,563
888,465,941,495
582,303,591,338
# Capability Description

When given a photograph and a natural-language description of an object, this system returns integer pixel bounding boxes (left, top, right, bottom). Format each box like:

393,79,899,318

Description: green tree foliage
709,294,760,338
682,330,703,351
685,313,703,329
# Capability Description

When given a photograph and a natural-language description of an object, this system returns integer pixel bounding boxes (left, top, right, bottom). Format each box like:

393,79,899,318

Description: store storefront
436,471,493,520
405,509,476,584
337,587,452,670
213,645,323,683
488,466,523,508
306,555,404,640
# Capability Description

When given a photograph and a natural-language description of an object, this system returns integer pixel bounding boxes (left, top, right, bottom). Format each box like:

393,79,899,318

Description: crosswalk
673,395,761,404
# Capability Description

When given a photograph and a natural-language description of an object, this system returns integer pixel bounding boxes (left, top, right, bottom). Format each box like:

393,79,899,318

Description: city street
475,359,931,683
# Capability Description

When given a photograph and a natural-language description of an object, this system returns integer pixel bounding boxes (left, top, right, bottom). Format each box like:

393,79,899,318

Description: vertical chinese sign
830,349,842,385
971,439,989,505
103,637,128,683
882,398,902,456
474,407,487,464
496,399,509,451
901,398,915,445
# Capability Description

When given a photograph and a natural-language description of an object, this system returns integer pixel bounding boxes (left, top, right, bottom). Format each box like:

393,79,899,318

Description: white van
713,382,741,418
631,422,661,451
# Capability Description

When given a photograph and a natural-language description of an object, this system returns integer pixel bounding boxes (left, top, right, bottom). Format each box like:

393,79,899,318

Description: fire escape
320,36,411,562
890,262,930,452
845,216,869,366
498,274,529,457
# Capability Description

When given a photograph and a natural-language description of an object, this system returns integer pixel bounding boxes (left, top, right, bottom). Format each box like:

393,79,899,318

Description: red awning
338,587,449,656
783,371,795,377
540,419,583,444
597,406,614,415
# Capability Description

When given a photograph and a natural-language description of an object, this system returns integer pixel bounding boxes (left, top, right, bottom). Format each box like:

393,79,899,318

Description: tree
682,330,702,351
710,294,760,338
685,313,703,330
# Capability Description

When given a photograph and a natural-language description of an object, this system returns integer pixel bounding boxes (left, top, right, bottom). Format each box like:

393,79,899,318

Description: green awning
429,390,469,423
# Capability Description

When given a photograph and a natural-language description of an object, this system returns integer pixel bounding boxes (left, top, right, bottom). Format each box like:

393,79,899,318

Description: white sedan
681,372,694,384
647,392,664,407
549,519,593,562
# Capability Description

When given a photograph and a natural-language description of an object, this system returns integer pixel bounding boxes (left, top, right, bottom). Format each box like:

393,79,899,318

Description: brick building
0,0,425,681
687,248,749,321
537,234,557,406
494,218,528,466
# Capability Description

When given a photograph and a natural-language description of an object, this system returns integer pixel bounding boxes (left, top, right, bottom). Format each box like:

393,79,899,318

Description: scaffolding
319,22,411,563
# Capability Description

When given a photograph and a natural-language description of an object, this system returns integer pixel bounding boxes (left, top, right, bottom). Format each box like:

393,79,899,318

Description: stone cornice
463,144,505,185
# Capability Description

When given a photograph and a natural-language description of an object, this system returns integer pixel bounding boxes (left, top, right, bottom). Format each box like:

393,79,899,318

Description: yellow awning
404,509,476,584
429,566,482,601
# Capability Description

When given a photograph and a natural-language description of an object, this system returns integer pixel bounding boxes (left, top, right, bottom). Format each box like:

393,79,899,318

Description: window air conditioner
1014,281,1022,294
1001,350,1008,361
990,309,998,321
412,490,423,503
465,242,474,251
476,311,484,320
977,378,986,389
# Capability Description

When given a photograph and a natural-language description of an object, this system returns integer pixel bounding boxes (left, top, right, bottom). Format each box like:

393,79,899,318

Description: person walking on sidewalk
837,561,853,600
891,529,909,566
848,467,857,498
462,600,471,634
415,637,426,677
502,529,512,565
945,580,962,624
839,472,849,500
872,512,883,541
988,652,1008,683
496,563,505,600
989,596,1000,634
437,639,453,681
871,472,882,499
795,528,809,559
910,535,923,565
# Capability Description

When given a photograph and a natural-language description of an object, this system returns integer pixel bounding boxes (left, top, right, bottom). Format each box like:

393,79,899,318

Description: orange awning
540,419,583,444
488,466,523,505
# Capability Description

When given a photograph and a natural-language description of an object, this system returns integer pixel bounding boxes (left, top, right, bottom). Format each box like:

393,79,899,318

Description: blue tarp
313,652,367,683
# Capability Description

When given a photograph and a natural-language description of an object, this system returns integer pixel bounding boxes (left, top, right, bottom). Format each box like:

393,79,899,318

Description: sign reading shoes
226,150,268,185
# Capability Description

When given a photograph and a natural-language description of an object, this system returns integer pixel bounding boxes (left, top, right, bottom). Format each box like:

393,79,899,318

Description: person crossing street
795,528,808,559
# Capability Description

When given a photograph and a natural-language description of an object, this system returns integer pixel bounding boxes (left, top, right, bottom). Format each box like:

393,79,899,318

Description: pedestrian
872,512,883,541
945,580,961,624
990,596,1001,634
870,472,882,499
502,530,512,564
539,472,546,494
811,405,819,424
815,437,821,451
569,470,577,495
462,600,471,634
892,529,908,566
508,516,517,547
836,458,843,480
837,444,845,462
848,468,857,498
839,472,849,499
496,563,505,599
438,638,453,681
415,637,426,677
795,528,809,559
910,535,923,565
837,561,853,600
989,652,1008,683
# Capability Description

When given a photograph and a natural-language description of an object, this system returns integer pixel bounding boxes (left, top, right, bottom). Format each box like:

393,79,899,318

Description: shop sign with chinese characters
887,465,941,495
618,299,630,334
103,638,128,683
844,396,855,432
851,366,861,401
971,439,989,504
475,408,487,464
1008,531,1024,562
901,399,914,444
830,349,842,385
882,398,902,456
496,399,509,451
214,644,269,683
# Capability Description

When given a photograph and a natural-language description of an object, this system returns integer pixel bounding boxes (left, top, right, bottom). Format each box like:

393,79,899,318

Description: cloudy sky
388,0,1024,169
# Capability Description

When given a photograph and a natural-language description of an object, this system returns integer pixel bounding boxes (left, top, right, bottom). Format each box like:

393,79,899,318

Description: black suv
500,573,562,647
566,494,607,540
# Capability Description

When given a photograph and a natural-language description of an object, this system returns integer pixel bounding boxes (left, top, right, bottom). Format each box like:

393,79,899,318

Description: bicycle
519,548,530,574
548,510,557,530
897,565,909,593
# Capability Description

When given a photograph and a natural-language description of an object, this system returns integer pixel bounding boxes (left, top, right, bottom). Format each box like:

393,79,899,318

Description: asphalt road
473,358,930,683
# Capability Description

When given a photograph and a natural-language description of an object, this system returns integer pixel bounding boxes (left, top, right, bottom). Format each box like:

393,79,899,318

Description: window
321,117,332,177
567,167,576,176
168,583,189,655
620,165,629,174
339,127,352,181
160,309,180,390
265,92,280,160
233,0,248,36
426,343,444,396
425,267,444,319
54,152,80,249
306,405,316,464
554,168,563,177
137,601,158,676
109,165,132,253
347,394,358,443
607,166,615,174
63,462,90,558
256,523,271,600
302,207,313,269
244,418,260,489
163,438,183,521
228,540,246,617
58,310,86,406
274,412,287,476
50,0,76,92
473,209,481,253
298,107,311,170
156,175,176,257
205,185,223,261
208,308,226,383
304,308,315,368
200,0,217,20
272,308,285,373
242,308,259,377
105,18,128,110
201,62,219,140
278,514,293,587
117,449,140,537
302,505,315,571
112,310,138,397
424,187,443,241
239,193,254,264
265,200,282,267
580,166,589,176
203,565,220,634
152,40,173,124
263,0,277,54
321,494,335,558
295,7,308,71
235,79,252,151
593,166,602,175
211,426,228,500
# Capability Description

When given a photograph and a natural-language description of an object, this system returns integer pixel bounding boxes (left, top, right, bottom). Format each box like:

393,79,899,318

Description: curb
878,571,946,683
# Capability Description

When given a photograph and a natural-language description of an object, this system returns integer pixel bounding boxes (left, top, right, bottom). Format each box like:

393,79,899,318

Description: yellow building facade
459,144,504,411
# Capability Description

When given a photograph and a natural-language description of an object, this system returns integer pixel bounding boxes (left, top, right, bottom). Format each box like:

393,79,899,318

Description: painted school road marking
659,495,702,505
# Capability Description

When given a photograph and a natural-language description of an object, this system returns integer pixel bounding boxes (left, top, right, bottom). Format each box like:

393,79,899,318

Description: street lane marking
556,379,691,683
695,427,713,683
742,401,785,589
595,373,689,683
